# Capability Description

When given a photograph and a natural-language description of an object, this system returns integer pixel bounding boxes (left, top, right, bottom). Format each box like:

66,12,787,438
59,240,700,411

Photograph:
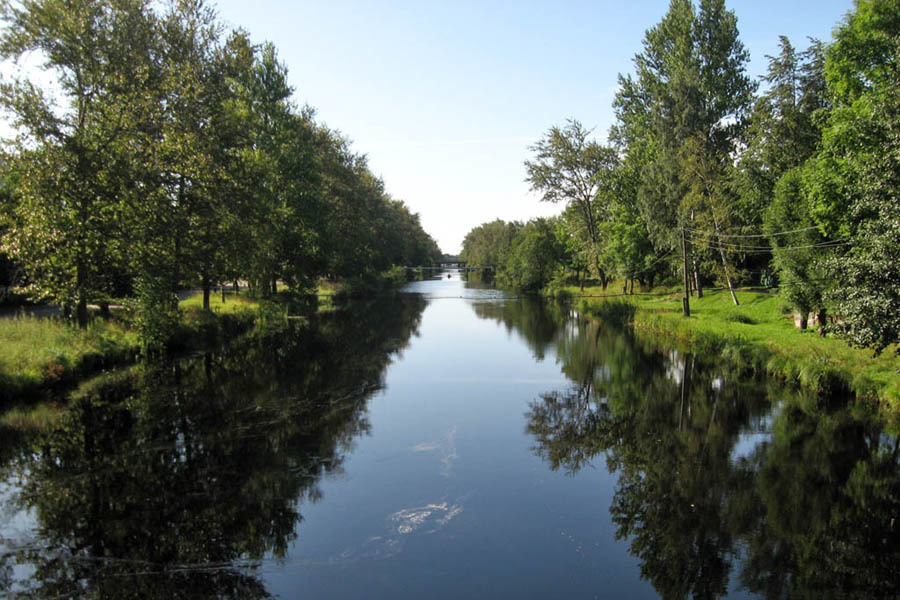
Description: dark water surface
2,272,899,598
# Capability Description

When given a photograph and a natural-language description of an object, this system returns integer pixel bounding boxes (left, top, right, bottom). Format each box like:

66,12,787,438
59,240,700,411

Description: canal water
1,271,898,598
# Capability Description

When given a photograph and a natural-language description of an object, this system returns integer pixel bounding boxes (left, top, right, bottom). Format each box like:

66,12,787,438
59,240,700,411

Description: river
1,271,898,598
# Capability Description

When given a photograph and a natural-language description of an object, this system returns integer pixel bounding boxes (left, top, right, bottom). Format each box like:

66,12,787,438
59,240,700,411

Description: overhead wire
684,224,821,239
686,231,851,253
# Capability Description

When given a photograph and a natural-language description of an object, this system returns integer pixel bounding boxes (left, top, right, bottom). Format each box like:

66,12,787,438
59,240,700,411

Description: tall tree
735,37,829,304
525,119,619,290
813,0,900,353
612,0,754,313
0,0,160,326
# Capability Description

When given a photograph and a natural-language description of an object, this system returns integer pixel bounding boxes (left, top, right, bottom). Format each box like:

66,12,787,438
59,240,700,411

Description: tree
763,167,830,330
612,0,754,314
728,36,831,309
0,0,160,326
500,217,566,292
460,219,521,283
525,119,620,290
810,0,900,353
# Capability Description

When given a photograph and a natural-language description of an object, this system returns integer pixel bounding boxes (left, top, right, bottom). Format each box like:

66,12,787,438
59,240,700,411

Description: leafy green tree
597,163,656,293
525,119,619,289
500,218,566,292
763,167,834,331
612,0,754,313
0,162,21,292
732,37,830,303
809,0,900,353
460,219,521,283
0,0,160,326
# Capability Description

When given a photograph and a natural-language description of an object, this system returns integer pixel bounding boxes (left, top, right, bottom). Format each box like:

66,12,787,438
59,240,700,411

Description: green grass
0,315,140,399
179,289,260,314
566,283,900,409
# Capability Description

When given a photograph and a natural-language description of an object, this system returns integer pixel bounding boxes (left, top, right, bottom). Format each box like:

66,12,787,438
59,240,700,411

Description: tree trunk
817,309,827,337
202,277,211,311
593,256,608,291
629,278,634,295
693,261,703,298
76,291,88,329
681,227,691,317
99,301,110,320
799,312,808,329
713,219,739,306
221,285,226,304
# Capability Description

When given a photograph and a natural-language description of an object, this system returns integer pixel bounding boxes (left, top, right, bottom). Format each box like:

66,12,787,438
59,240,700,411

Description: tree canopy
0,0,441,349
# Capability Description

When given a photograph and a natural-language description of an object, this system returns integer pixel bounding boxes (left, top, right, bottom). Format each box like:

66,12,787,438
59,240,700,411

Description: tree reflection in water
1,296,426,599
504,300,900,599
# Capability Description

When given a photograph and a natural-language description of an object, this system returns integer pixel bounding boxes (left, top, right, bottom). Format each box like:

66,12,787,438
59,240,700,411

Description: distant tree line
0,0,441,348
461,0,900,354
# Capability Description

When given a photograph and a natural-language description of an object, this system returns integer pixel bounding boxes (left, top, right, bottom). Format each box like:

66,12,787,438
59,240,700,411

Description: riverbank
0,293,257,402
0,272,429,404
566,285,900,409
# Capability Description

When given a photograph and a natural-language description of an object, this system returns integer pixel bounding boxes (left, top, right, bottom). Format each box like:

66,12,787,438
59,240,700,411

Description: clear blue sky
210,2,850,253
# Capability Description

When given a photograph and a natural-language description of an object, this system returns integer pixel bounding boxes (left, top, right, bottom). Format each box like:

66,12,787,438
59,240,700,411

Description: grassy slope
1,284,345,402
566,284,900,408
179,289,260,314
0,316,140,399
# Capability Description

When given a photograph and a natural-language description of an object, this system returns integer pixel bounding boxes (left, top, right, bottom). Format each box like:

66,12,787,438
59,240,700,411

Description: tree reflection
470,297,567,361
3,296,426,598
520,310,900,599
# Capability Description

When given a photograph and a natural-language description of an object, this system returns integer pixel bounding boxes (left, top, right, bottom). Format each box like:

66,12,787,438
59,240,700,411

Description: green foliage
525,119,620,288
0,0,159,326
460,219,521,269
0,0,441,351
815,0,900,353
499,218,567,292
613,0,754,256
764,167,831,321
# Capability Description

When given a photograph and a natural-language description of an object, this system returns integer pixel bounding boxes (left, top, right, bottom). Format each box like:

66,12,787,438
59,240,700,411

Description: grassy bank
566,284,900,409
0,316,140,400
0,273,408,403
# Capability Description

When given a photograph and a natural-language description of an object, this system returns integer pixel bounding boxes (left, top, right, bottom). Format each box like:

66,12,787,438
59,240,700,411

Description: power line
685,225,821,239
687,234,850,253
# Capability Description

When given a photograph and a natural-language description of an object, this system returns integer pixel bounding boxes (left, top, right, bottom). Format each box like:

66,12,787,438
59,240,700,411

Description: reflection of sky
0,479,38,594
731,412,777,464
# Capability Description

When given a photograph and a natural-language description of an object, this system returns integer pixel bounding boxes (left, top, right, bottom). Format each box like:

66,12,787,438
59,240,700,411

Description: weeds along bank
565,286,900,410
0,273,421,404
0,297,256,403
